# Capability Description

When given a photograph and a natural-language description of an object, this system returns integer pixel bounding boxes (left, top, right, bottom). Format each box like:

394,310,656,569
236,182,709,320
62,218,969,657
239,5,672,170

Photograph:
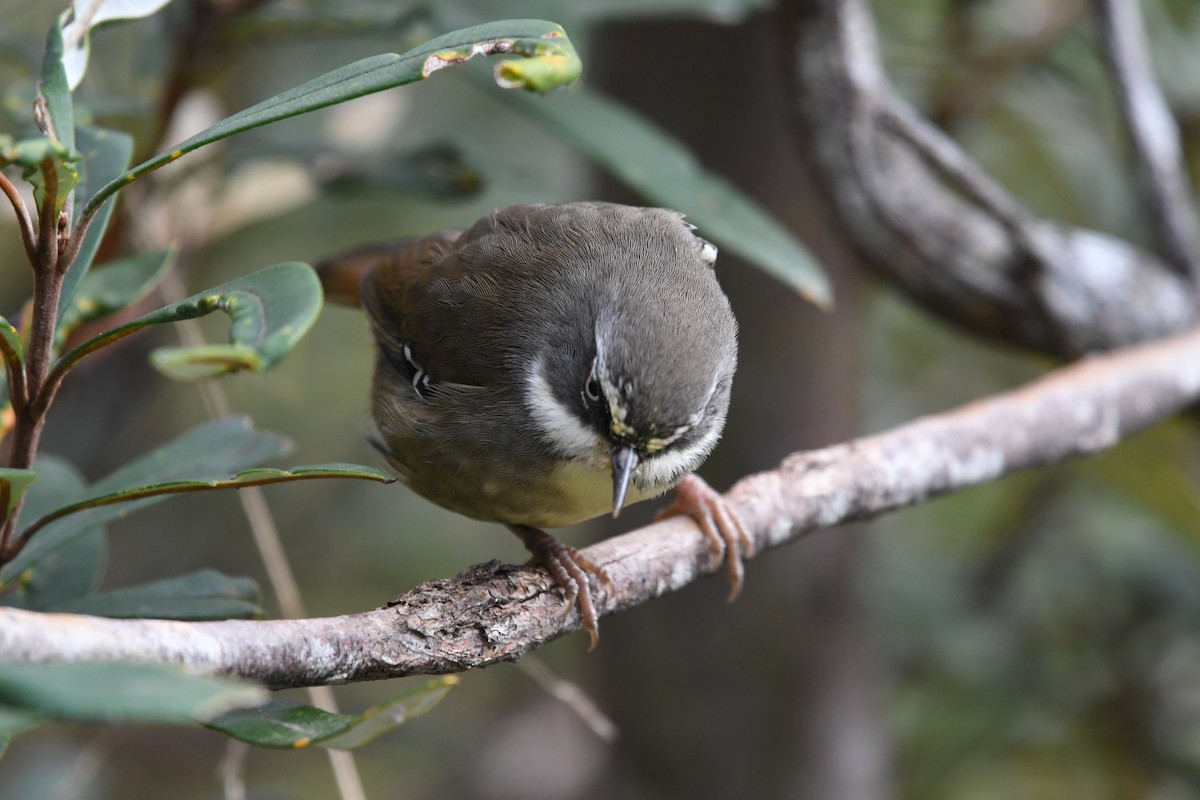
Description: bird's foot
655,474,753,602
509,525,614,650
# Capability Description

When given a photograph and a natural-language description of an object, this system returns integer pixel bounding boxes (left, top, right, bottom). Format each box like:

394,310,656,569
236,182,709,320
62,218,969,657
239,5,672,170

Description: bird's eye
584,373,602,403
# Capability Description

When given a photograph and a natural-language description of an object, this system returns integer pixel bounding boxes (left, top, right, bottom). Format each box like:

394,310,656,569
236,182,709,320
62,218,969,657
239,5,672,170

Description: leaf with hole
80,20,581,221
51,569,262,620
491,84,832,307
54,262,321,383
208,676,458,749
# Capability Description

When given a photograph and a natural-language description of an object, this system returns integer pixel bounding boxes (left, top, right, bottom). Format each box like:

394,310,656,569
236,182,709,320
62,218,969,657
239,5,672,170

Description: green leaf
0,315,24,371
50,569,262,620
55,262,321,382
0,662,267,724
2,525,104,611
0,457,103,611
80,20,581,220
0,315,23,406
208,676,458,749
4,137,81,218
492,84,833,307
57,246,176,344
0,470,37,517
19,463,391,545
1,418,291,581
57,125,135,319
37,12,74,152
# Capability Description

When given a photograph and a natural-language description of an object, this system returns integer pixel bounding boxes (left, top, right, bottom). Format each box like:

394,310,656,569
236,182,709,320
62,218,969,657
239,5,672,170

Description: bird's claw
655,474,752,602
510,525,612,650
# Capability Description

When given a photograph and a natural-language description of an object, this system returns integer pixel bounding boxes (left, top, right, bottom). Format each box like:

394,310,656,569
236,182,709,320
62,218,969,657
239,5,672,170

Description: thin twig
0,171,38,266
4,319,1200,684
1093,0,1200,282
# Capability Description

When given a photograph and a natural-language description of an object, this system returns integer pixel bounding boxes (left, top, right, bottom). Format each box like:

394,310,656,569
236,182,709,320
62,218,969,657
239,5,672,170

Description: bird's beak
611,445,639,518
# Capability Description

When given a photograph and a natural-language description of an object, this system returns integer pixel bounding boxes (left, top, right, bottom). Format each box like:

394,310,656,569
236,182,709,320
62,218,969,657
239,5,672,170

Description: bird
317,201,751,648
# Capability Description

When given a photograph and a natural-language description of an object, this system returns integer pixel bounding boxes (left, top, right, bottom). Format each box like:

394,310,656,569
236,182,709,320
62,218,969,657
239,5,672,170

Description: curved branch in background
3,322,1200,688
1093,0,1200,282
783,0,1200,357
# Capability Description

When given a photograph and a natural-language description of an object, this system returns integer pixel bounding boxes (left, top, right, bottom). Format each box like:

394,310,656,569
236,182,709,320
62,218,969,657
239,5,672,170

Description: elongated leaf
58,125,135,318
55,262,321,382
208,676,458,749
80,20,581,220
37,12,74,152
57,246,176,344
492,84,832,307
21,463,391,543
1,418,291,579
0,662,266,724
51,569,262,620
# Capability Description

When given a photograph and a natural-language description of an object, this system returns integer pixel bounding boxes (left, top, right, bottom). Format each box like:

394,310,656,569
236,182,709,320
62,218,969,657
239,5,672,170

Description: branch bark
783,0,1200,357
4,321,1200,688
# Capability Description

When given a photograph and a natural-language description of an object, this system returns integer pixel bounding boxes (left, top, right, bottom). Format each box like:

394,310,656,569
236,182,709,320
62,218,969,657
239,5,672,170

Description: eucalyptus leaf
55,262,321,383
0,662,267,724
208,676,458,749
51,569,262,620
1,418,291,580
58,125,135,319
57,247,176,344
80,19,581,220
491,84,833,307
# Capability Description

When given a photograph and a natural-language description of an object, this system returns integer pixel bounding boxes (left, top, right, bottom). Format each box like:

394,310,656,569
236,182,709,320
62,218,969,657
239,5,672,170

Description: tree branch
1093,0,1200,282
783,0,1200,358
4,321,1200,688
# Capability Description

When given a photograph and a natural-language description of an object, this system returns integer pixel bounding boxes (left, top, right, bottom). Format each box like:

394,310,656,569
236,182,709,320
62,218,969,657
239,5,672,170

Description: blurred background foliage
3,0,1200,798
